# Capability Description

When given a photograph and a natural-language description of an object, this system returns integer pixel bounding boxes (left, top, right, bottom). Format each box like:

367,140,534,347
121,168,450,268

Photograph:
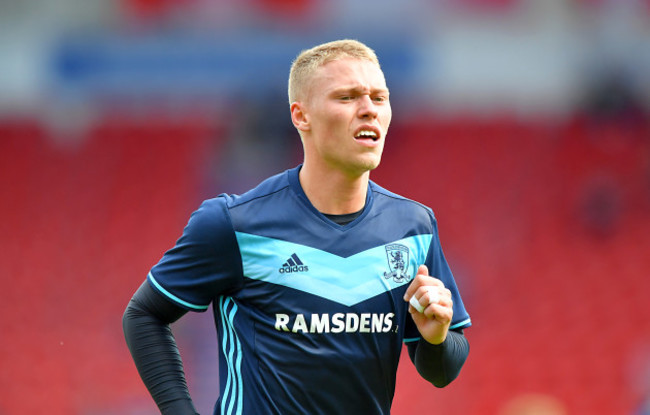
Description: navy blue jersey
148,165,471,415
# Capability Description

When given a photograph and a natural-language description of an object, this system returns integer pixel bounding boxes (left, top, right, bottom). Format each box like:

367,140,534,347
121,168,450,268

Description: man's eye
339,96,353,101
373,96,387,102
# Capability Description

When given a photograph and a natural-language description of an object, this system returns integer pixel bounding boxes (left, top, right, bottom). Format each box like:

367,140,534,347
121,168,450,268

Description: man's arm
406,328,469,388
402,263,470,387
122,281,198,414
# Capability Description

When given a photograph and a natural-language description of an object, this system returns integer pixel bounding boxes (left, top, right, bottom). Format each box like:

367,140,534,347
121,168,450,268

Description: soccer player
123,39,471,415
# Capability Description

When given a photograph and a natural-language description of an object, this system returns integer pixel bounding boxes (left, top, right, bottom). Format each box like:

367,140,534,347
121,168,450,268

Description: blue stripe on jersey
147,272,209,311
235,232,433,306
403,318,472,344
219,297,243,415
450,318,472,329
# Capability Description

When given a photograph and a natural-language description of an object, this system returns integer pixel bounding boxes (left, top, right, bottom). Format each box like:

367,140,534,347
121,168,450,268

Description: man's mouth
354,129,379,141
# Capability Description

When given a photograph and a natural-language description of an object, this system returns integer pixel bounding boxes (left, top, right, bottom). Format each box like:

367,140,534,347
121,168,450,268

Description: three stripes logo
279,253,309,274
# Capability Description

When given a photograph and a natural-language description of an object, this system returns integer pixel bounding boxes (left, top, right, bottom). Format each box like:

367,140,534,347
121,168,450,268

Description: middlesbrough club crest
383,244,410,283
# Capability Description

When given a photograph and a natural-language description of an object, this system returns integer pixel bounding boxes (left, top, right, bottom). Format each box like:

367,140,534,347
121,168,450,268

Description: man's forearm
123,281,198,414
408,329,469,387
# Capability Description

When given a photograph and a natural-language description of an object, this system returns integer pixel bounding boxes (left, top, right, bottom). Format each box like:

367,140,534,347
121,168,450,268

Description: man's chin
363,154,382,171
351,157,382,175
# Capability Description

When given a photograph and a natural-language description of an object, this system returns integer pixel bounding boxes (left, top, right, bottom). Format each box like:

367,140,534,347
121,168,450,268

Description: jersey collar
287,165,374,228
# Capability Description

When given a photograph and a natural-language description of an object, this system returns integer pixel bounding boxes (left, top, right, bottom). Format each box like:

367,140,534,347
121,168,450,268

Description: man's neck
299,162,369,215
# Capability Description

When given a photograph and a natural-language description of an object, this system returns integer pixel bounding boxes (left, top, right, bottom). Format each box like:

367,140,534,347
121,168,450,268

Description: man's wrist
422,327,449,346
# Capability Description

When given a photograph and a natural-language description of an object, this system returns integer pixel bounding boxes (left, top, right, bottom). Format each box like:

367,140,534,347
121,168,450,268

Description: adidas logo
279,253,309,274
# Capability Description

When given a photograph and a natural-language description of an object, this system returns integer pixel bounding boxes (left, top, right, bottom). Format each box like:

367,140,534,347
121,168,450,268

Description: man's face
297,58,392,177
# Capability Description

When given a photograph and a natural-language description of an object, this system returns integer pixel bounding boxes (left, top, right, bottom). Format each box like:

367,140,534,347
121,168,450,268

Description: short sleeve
148,197,243,311
402,210,471,344
427,215,471,330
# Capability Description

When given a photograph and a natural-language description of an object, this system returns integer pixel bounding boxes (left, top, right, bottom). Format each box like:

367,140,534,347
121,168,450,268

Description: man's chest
233,231,432,309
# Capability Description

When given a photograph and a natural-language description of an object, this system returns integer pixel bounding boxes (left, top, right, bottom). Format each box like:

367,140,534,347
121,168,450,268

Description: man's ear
291,102,310,132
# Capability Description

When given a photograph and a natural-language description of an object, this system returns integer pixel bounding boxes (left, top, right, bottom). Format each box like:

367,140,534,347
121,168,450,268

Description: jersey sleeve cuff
449,317,472,330
148,272,210,311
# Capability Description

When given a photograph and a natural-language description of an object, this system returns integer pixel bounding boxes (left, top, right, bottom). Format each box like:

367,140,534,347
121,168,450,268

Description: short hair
288,39,380,104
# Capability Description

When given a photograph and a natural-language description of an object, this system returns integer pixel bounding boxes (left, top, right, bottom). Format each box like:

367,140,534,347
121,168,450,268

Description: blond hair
288,39,380,104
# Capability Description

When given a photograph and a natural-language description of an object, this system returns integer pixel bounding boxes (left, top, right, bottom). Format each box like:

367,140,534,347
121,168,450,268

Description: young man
123,39,471,415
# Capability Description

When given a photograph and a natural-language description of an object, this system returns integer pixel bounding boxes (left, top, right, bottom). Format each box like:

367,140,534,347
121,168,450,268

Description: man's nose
357,95,378,118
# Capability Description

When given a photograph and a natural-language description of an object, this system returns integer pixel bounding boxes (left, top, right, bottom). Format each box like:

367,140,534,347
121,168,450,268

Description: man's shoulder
219,168,293,209
369,180,435,219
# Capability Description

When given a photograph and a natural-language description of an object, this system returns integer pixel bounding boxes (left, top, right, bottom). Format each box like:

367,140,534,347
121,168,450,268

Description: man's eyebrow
331,86,389,95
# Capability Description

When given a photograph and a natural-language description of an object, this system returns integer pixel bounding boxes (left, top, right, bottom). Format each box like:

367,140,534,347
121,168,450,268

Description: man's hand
403,265,453,345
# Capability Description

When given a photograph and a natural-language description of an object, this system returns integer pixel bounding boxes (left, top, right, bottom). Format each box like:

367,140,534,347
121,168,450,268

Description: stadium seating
1,113,648,414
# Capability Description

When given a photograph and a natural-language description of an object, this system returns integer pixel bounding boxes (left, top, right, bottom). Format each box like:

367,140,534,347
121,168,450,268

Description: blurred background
1,0,650,414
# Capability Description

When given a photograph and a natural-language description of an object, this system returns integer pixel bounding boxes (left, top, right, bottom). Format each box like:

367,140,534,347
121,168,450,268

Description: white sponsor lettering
331,313,345,333
275,313,290,331
372,313,383,332
311,313,330,333
274,312,395,334
359,313,371,333
292,314,309,333
383,313,394,332
345,313,359,332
